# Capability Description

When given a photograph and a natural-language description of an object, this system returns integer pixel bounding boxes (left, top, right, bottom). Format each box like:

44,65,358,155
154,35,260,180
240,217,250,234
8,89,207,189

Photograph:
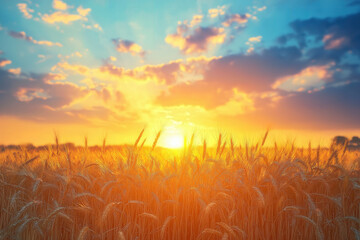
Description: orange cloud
190,15,203,27
248,36,262,42
42,11,84,24
16,88,49,102
208,6,226,18
52,55,216,87
272,63,334,91
8,31,62,47
17,3,34,19
112,39,146,57
0,59,12,67
246,36,262,54
165,26,226,54
213,90,255,116
222,13,251,27
8,68,21,75
322,34,348,50
53,0,68,10
325,37,348,50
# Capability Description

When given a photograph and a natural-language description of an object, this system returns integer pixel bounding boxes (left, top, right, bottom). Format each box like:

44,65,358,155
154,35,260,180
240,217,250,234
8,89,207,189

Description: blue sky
0,0,359,145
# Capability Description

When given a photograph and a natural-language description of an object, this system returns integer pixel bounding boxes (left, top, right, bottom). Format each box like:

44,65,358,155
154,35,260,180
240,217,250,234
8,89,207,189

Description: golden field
1,132,360,240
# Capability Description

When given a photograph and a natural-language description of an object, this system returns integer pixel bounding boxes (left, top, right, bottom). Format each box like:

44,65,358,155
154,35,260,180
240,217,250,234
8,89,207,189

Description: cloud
323,35,348,50
190,15,203,27
16,88,49,102
53,56,215,86
165,26,226,54
213,90,255,116
17,3,34,19
279,11,360,58
41,1,91,25
8,68,21,75
272,63,335,92
53,0,68,10
254,81,360,129
156,8,360,130
8,31,63,47
42,12,83,24
246,36,262,54
0,59,12,67
248,36,262,43
156,46,305,108
222,13,251,27
257,6,267,12
112,39,146,57
0,69,90,123
77,6,91,17
208,6,226,18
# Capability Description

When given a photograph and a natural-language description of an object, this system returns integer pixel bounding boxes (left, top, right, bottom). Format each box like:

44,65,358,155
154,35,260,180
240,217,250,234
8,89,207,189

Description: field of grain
1,132,360,240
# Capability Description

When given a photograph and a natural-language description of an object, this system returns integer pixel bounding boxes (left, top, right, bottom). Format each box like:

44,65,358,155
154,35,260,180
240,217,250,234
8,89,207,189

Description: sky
0,0,360,147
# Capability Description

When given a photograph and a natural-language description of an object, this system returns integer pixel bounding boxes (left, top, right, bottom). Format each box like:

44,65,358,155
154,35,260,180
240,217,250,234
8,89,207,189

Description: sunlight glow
159,126,184,149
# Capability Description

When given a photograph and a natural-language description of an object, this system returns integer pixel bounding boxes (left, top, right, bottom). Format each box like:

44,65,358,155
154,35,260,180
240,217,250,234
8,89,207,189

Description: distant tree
332,136,348,146
24,143,35,151
350,136,360,146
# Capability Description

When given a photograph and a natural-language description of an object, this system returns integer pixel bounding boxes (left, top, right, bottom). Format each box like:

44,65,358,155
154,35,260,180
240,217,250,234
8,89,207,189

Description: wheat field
1,132,360,240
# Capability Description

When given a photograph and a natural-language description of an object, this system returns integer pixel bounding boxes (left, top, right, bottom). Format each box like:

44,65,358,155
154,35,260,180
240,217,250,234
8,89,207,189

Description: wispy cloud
17,3,34,19
8,31,62,47
246,36,262,54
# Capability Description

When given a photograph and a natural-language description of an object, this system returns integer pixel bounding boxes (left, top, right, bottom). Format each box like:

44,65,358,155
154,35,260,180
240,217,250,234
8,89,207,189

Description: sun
158,126,184,149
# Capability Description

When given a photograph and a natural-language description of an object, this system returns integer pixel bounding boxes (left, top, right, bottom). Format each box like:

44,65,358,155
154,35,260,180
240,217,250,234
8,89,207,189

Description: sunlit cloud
212,90,255,116
248,36,262,43
165,26,226,54
323,35,348,50
42,12,83,24
8,31,63,47
190,15,203,27
41,5,91,25
0,59,12,67
222,13,251,27
53,0,68,11
16,88,49,102
208,6,226,18
272,63,335,92
0,69,90,123
77,6,91,17
112,39,146,57
52,55,215,86
17,3,34,19
8,68,21,75
246,36,262,54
